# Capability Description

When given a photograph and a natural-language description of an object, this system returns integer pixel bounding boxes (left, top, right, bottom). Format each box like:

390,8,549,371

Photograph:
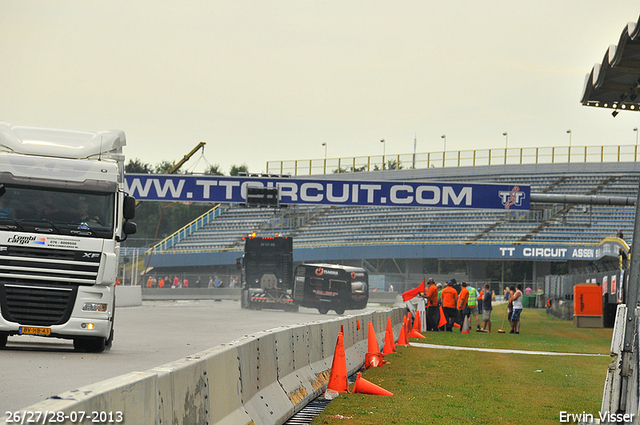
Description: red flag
438,306,447,328
402,279,425,302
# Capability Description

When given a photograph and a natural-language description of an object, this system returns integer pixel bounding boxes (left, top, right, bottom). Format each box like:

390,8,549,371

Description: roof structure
581,15,640,115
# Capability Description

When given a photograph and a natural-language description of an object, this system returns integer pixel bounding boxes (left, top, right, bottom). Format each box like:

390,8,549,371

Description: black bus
240,236,298,311
293,263,369,315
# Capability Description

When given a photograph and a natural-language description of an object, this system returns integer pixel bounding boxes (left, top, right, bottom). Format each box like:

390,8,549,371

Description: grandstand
143,160,638,290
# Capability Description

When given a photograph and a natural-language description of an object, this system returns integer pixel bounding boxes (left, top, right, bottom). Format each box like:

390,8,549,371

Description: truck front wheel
74,337,106,353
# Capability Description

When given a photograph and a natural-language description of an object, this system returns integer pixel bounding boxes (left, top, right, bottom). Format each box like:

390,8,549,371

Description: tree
155,160,178,174
386,159,403,170
205,164,224,175
229,164,249,176
125,159,153,174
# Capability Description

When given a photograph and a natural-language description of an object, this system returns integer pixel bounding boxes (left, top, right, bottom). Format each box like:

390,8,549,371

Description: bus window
310,277,324,287
329,280,346,291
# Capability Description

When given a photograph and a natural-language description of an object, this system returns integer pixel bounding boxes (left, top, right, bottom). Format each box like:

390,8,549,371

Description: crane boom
168,141,206,174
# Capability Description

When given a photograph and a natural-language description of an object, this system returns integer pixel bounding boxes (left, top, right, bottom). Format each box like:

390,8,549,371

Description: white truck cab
0,122,136,352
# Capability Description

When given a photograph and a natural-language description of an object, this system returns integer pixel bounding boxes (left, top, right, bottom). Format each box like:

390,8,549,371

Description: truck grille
0,246,98,325
0,245,101,285
0,283,77,325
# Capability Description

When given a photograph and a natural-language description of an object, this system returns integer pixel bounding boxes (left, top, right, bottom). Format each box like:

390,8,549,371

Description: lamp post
634,128,638,146
502,132,508,164
441,135,446,152
567,129,572,147
380,139,385,170
322,142,327,173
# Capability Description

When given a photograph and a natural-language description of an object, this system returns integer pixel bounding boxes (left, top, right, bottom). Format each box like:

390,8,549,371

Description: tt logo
498,187,526,209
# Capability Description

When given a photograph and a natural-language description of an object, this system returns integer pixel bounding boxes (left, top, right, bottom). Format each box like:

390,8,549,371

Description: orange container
573,284,603,316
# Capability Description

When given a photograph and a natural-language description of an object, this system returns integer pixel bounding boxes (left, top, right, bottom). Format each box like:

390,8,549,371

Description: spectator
208,276,214,288
425,278,438,331
214,276,222,288
617,229,624,240
195,276,202,288
467,284,481,331
457,282,470,332
481,284,492,332
510,283,523,334
229,276,238,288
507,285,515,322
441,281,458,332
525,286,532,295
389,284,394,292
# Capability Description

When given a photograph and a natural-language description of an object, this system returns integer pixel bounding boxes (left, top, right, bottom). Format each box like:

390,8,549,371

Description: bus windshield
0,185,115,238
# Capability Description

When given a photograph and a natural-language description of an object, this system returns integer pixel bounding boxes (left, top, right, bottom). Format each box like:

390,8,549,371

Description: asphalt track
1,300,381,416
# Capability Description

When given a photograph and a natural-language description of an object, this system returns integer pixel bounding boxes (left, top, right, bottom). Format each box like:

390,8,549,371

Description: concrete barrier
7,307,406,425
142,287,241,301
115,285,142,307
141,288,398,304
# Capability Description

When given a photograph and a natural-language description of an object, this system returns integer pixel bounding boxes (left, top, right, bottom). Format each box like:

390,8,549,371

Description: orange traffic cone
365,321,383,368
461,316,470,334
382,329,395,355
403,317,411,345
438,306,447,329
326,332,349,394
408,311,426,339
397,319,409,347
453,322,461,328
357,320,361,330
382,318,396,355
352,372,394,396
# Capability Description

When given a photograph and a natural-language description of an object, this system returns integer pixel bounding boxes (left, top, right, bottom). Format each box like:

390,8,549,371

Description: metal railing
147,204,226,254
266,144,640,176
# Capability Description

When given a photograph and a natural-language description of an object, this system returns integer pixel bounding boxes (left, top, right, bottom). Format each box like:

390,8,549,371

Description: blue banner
124,174,530,210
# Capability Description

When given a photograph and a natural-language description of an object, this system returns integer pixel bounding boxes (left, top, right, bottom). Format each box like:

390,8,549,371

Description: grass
312,304,613,425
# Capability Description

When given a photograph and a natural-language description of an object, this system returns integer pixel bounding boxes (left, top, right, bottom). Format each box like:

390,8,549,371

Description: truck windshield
0,185,114,238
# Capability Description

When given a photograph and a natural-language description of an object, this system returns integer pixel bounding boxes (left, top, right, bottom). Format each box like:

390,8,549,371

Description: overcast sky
1,1,640,174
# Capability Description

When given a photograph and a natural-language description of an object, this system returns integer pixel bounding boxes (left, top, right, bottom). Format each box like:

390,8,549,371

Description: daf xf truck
0,122,136,352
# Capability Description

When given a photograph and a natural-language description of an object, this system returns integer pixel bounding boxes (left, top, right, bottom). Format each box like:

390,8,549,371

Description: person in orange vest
457,282,470,332
440,281,458,332
115,277,120,286
146,276,153,288
425,278,439,331
158,277,165,288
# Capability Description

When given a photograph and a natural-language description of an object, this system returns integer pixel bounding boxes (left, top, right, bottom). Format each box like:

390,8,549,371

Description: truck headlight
351,282,366,293
83,303,107,312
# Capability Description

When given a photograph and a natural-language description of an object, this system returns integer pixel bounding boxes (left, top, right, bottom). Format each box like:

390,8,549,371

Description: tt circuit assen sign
125,174,530,210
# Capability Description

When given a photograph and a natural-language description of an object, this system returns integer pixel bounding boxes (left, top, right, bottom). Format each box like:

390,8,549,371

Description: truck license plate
19,326,51,336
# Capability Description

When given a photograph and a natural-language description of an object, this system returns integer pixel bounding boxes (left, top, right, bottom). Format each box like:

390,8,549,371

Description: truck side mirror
123,196,136,220
123,221,137,235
